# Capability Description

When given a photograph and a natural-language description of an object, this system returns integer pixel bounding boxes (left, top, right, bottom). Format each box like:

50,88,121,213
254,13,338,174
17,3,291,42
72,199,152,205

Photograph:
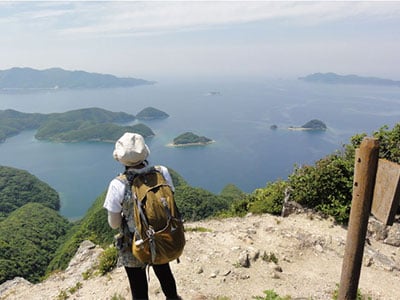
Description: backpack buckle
146,227,155,238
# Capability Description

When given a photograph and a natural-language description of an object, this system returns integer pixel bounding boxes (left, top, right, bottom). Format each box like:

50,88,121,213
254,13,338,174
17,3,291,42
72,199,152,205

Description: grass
184,226,212,232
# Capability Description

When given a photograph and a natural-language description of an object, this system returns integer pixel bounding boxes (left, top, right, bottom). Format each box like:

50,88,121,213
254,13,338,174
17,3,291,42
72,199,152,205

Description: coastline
288,127,326,131
166,140,215,147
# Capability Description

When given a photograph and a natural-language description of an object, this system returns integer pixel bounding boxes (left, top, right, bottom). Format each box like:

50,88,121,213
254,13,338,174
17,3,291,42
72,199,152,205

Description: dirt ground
1,213,400,300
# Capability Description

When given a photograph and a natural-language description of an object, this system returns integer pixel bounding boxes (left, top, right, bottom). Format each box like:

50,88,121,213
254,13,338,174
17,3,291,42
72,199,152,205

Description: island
169,132,214,147
136,107,169,120
288,119,327,131
0,67,155,90
298,72,400,87
0,107,154,143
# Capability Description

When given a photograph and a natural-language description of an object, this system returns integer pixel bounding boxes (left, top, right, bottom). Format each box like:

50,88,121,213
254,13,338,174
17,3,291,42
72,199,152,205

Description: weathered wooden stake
338,137,379,300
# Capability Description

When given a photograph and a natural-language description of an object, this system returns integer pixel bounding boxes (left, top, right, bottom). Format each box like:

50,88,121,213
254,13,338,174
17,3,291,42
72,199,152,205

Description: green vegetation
224,180,287,218
0,166,60,221
174,185,231,221
261,252,279,264
0,203,71,283
173,131,213,146
0,109,46,142
0,67,154,89
1,122,398,287
46,191,114,274
184,226,212,233
224,123,400,224
301,119,327,130
136,106,169,120
253,290,291,300
299,72,400,87
98,246,118,275
36,122,154,142
332,284,372,300
0,107,156,143
111,294,127,300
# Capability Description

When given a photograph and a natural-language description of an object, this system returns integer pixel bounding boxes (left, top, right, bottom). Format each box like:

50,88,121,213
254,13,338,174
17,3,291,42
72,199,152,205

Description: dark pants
124,263,179,300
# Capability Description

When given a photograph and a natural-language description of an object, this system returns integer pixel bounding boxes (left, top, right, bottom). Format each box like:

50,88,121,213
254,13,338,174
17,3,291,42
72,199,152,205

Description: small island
169,132,214,147
288,119,327,131
136,107,169,120
270,124,278,130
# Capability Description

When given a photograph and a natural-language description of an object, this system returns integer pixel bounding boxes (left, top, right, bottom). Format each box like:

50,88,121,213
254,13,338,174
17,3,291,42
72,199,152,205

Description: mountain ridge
0,67,155,89
299,72,400,86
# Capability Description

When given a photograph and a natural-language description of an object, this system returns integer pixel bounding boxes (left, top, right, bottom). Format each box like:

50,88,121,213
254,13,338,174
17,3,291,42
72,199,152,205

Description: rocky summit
1,212,400,300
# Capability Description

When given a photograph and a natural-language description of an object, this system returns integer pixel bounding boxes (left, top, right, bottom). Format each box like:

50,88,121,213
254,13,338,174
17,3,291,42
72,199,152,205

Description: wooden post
338,137,379,300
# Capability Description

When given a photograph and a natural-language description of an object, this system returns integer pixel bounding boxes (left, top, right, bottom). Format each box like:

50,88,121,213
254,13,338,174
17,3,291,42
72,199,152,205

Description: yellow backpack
122,168,185,265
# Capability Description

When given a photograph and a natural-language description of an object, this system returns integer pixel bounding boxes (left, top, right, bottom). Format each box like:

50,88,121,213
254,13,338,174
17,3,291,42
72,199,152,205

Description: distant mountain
0,67,155,89
299,72,400,87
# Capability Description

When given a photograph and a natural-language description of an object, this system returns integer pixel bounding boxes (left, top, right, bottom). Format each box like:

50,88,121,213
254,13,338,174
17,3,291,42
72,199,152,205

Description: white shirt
103,165,175,228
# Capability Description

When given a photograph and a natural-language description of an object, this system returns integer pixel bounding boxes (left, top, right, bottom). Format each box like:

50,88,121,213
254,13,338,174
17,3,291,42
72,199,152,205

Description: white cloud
1,1,399,79
4,1,400,38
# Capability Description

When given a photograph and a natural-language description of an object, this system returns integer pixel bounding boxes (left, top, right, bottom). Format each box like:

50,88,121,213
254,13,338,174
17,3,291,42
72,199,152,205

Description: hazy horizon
1,1,400,81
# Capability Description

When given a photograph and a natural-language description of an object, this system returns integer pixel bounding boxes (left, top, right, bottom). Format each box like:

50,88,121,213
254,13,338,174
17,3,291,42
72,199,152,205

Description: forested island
136,107,169,120
299,72,400,87
0,67,154,89
0,108,154,143
288,119,327,131
170,132,214,147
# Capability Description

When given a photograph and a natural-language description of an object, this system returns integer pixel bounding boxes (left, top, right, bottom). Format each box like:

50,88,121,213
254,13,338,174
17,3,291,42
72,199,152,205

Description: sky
1,1,400,81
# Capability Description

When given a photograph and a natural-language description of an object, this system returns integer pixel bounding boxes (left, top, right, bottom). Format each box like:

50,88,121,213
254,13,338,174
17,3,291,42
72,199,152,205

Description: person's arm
108,211,122,229
103,178,125,228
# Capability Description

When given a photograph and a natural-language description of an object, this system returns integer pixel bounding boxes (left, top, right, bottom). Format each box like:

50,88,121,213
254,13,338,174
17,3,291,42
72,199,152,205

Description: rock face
1,214,400,300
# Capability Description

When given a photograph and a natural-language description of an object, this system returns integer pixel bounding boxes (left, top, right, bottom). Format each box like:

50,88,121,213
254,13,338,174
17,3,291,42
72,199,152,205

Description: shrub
98,246,118,275
247,180,288,215
253,289,291,300
226,180,288,217
288,153,354,224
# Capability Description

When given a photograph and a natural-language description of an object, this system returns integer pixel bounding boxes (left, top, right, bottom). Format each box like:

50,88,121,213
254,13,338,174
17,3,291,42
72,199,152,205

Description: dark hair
125,160,148,171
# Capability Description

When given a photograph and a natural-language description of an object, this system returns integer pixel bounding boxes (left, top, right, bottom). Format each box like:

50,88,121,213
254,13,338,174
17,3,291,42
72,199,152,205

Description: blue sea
0,77,399,220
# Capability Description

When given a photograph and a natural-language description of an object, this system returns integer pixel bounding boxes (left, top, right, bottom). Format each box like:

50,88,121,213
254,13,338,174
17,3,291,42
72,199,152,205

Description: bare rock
238,251,250,268
384,223,400,247
66,240,104,278
0,277,32,297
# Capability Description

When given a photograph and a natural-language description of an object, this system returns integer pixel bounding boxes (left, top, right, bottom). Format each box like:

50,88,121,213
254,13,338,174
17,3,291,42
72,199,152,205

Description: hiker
103,132,181,300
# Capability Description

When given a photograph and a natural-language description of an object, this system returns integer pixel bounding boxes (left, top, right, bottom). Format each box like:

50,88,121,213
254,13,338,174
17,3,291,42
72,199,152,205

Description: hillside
136,107,169,120
0,108,154,143
0,67,154,89
1,213,399,299
0,165,60,220
0,203,70,284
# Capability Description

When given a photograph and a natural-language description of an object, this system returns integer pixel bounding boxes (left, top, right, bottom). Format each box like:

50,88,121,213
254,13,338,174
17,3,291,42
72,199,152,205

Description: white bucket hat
113,132,150,167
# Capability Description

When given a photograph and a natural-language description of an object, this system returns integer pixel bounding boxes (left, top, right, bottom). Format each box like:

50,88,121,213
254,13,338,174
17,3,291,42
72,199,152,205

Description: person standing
103,132,181,300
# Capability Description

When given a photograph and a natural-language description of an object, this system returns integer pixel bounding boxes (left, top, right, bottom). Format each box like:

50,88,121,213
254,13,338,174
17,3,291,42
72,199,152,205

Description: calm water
1,78,399,219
